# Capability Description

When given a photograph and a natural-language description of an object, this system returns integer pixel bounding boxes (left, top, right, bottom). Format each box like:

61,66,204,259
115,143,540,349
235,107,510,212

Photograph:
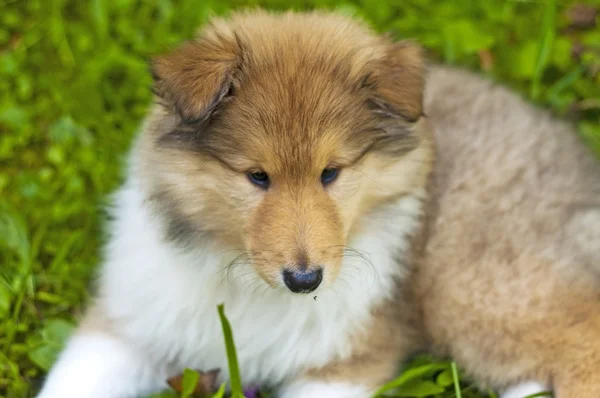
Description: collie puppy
37,10,600,398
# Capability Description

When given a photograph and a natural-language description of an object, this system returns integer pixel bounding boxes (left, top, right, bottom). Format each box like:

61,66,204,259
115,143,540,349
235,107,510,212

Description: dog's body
38,10,600,398
419,67,600,397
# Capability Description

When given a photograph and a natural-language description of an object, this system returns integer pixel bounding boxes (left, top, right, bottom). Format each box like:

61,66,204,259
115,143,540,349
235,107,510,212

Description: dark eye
247,170,270,189
320,167,339,186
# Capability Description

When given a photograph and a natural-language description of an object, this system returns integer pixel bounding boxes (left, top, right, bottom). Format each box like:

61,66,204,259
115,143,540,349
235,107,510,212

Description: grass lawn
1,0,599,397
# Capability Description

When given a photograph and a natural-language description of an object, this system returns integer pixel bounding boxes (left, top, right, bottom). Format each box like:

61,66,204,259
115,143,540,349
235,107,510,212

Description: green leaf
511,41,539,80
393,380,445,397
550,37,572,71
0,204,31,265
42,319,75,345
372,363,449,396
181,368,200,398
47,145,65,165
212,383,226,398
48,116,93,145
582,31,600,47
0,281,11,317
28,319,75,371
443,20,495,56
36,291,65,304
91,0,109,39
0,107,29,130
28,344,61,371
217,304,244,398
2,10,23,28
0,53,18,75
435,368,454,387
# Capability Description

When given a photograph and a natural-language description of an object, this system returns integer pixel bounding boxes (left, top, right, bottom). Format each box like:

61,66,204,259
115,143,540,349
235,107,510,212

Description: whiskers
323,245,381,295
213,249,277,296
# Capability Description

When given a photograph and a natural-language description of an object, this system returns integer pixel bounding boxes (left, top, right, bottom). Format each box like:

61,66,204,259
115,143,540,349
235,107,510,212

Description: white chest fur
98,180,423,388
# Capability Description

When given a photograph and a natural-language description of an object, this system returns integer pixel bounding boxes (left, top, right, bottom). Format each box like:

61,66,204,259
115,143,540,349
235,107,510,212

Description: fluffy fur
417,66,600,396
37,9,600,398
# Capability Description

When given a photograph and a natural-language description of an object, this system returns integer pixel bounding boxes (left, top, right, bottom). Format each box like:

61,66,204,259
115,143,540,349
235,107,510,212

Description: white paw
36,333,166,398
501,381,552,398
278,379,372,398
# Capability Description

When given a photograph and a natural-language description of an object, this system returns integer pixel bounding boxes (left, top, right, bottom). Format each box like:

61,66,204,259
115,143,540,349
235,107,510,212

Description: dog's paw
500,381,552,398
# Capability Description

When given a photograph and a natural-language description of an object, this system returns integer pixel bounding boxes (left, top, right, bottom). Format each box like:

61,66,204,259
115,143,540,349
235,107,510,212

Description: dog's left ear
151,31,241,122
365,40,425,123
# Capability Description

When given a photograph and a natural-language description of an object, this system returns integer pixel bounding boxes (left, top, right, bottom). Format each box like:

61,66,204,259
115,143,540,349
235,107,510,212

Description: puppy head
143,11,430,293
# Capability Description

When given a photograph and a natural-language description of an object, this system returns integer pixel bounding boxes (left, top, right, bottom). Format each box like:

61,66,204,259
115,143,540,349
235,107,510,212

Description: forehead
210,54,376,173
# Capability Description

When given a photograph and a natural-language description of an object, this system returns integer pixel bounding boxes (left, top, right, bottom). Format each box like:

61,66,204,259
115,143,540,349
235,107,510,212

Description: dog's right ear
151,31,241,122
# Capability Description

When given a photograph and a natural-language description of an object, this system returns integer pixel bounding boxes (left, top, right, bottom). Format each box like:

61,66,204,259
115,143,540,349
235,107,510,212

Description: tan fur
414,66,600,395
131,9,599,396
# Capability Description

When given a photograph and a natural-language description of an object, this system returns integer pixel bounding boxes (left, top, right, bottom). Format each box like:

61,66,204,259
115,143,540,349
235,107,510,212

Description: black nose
282,268,323,293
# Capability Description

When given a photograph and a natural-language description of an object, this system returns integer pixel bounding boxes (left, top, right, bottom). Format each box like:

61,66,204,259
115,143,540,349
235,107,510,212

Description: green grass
1,0,598,397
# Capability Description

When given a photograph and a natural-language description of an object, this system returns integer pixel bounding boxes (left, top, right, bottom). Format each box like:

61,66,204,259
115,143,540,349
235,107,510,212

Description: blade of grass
451,361,462,398
530,0,557,100
547,65,584,100
217,304,244,398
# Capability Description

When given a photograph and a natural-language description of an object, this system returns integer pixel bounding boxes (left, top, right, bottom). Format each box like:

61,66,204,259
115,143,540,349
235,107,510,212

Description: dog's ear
364,40,425,123
151,31,241,122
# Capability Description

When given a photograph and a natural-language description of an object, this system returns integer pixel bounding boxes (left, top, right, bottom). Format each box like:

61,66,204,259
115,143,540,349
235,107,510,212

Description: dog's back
417,66,600,393
426,66,600,279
